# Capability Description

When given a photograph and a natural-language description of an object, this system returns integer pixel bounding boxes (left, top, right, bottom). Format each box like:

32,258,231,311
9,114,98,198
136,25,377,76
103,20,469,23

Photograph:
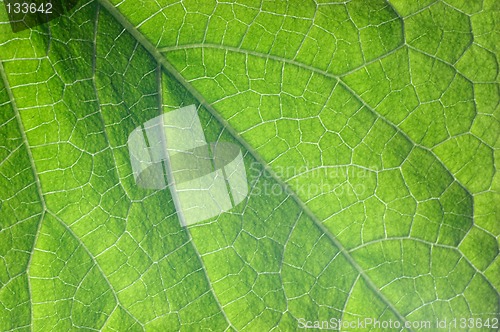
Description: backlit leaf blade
0,0,498,331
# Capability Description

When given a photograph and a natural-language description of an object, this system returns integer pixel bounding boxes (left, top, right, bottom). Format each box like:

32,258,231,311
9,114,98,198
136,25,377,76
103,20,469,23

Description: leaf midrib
95,0,414,328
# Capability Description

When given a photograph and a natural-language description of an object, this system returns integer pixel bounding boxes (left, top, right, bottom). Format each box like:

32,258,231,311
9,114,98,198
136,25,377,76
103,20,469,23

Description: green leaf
0,0,499,330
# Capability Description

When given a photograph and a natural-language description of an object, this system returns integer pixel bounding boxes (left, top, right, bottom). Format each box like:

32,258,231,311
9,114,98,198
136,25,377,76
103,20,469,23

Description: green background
0,0,498,330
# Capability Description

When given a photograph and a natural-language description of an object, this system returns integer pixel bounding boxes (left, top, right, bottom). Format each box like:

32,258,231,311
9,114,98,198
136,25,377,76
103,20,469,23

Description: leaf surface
0,0,499,330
